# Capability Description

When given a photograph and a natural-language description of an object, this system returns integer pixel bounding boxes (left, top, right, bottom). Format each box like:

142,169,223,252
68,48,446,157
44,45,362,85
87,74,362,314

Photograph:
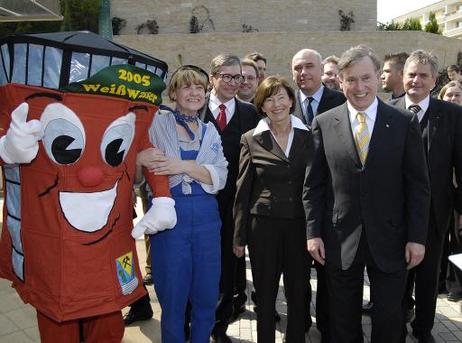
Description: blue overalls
150,125,222,343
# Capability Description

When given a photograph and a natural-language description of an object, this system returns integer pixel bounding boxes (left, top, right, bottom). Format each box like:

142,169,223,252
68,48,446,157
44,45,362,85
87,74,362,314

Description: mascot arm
131,135,177,238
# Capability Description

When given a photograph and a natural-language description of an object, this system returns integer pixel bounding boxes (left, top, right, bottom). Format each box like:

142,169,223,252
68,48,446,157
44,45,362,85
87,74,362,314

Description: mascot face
21,89,145,246
38,100,136,242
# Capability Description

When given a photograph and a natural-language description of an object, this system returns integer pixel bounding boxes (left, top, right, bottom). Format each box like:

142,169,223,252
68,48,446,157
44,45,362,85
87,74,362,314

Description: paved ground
1,197,462,342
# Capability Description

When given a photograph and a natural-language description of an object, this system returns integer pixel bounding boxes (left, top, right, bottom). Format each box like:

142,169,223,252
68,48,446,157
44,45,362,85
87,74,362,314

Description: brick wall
112,0,376,34
114,31,462,83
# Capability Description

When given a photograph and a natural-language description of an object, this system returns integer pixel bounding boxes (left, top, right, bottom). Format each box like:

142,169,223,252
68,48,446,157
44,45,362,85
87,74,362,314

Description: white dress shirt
347,97,378,136
299,85,324,118
253,115,309,157
209,91,236,124
404,94,430,123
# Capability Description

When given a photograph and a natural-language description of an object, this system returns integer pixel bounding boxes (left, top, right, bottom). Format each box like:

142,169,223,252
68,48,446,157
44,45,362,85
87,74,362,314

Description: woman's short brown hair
167,65,209,101
254,76,295,116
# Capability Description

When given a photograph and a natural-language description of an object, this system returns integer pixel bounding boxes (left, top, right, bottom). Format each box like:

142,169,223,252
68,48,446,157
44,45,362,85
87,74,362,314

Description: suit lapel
294,91,307,124
426,98,441,152
288,129,306,161
365,101,393,167
317,87,331,114
254,130,289,163
333,103,361,167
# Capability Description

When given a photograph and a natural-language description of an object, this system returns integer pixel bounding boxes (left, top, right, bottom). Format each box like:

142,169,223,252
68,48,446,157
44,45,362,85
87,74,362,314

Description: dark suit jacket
200,97,259,211
389,97,462,235
293,86,346,125
234,123,311,246
304,99,431,273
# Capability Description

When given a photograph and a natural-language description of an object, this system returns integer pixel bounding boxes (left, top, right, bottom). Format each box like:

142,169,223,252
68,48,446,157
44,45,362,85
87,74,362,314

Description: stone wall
115,31,462,82
112,0,376,34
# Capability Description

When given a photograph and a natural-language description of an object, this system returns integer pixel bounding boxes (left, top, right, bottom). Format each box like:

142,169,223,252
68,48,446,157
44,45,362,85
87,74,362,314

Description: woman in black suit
233,76,310,342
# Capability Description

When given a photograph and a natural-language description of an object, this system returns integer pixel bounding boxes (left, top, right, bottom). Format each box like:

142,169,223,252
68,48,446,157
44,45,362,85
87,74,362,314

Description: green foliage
377,21,401,31
0,0,101,38
378,17,426,32
378,13,441,35
401,17,422,31
424,12,441,34
59,0,101,33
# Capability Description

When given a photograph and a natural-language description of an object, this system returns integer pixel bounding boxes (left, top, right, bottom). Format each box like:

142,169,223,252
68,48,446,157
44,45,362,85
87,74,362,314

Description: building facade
392,0,462,39
112,0,377,34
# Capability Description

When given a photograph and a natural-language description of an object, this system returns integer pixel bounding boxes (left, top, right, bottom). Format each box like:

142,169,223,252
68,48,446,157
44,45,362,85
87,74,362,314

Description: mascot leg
82,311,124,343
37,311,124,343
37,311,80,342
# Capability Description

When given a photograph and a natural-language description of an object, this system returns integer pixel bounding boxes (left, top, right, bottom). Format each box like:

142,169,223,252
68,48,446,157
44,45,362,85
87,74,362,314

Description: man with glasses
199,54,259,343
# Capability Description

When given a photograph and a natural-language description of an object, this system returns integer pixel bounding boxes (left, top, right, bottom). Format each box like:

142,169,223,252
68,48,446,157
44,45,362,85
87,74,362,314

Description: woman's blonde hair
167,65,209,101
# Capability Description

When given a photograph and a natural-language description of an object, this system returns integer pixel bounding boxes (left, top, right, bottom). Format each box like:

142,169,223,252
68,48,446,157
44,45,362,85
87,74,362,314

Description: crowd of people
117,43,462,343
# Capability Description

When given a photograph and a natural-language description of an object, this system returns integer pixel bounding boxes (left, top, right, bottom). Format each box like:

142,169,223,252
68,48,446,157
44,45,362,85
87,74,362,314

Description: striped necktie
408,104,422,115
354,112,370,165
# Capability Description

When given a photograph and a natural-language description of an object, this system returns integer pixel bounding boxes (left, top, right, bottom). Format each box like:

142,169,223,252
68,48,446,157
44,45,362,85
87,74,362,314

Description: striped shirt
148,109,228,194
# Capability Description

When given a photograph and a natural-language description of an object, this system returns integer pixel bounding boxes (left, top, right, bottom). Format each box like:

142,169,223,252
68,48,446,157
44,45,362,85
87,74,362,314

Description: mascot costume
0,32,175,342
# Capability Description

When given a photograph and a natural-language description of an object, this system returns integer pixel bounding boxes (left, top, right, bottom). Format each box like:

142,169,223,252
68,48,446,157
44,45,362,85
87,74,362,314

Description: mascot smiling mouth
59,181,118,233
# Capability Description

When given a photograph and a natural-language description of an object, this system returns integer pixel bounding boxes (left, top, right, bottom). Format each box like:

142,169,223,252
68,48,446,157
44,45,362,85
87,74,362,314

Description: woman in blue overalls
138,65,227,342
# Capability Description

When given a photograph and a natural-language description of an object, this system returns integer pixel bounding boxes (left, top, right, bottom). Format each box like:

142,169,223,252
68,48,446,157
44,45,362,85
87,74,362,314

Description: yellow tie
354,112,370,165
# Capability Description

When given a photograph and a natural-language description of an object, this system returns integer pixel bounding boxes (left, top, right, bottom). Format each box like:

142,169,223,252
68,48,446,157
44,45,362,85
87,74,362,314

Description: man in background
245,52,267,83
381,52,408,99
237,58,259,104
322,55,340,90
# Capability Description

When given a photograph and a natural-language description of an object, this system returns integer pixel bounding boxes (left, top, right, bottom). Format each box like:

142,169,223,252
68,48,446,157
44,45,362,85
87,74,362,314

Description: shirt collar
347,97,378,124
209,91,236,112
253,115,309,136
299,84,324,104
404,94,430,114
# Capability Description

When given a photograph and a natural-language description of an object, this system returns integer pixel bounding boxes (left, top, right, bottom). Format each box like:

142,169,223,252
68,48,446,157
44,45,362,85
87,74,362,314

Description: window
70,52,90,83
43,47,62,89
12,44,26,84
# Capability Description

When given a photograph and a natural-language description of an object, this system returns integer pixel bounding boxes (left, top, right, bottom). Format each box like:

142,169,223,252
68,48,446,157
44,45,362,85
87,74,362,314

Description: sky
377,0,440,23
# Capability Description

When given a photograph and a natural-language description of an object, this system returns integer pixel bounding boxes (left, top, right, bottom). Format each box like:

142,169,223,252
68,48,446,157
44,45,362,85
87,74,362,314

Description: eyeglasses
215,73,244,84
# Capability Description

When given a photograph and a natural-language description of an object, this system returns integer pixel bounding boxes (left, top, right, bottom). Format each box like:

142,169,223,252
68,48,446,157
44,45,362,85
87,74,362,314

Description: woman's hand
152,156,186,175
233,245,245,258
136,147,165,170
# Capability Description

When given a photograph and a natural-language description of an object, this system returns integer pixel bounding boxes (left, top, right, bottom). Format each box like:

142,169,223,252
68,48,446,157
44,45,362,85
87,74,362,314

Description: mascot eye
41,104,86,165
101,113,135,167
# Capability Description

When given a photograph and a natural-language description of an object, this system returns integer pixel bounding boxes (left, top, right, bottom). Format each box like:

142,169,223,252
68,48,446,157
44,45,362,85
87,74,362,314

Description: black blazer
390,97,462,234
200,97,259,210
234,122,311,246
293,86,346,125
304,99,431,273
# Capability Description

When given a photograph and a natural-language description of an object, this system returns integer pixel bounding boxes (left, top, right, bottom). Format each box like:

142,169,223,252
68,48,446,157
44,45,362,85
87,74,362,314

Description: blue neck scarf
174,111,198,140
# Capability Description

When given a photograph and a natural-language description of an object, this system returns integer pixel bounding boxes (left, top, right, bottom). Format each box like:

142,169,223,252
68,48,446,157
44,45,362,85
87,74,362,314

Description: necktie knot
356,112,366,124
307,97,314,104
408,104,421,115
219,104,226,111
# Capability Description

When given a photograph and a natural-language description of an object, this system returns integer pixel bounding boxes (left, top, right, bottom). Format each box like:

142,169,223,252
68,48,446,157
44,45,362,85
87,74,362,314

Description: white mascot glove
0,103,43,164
131,197,177,238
